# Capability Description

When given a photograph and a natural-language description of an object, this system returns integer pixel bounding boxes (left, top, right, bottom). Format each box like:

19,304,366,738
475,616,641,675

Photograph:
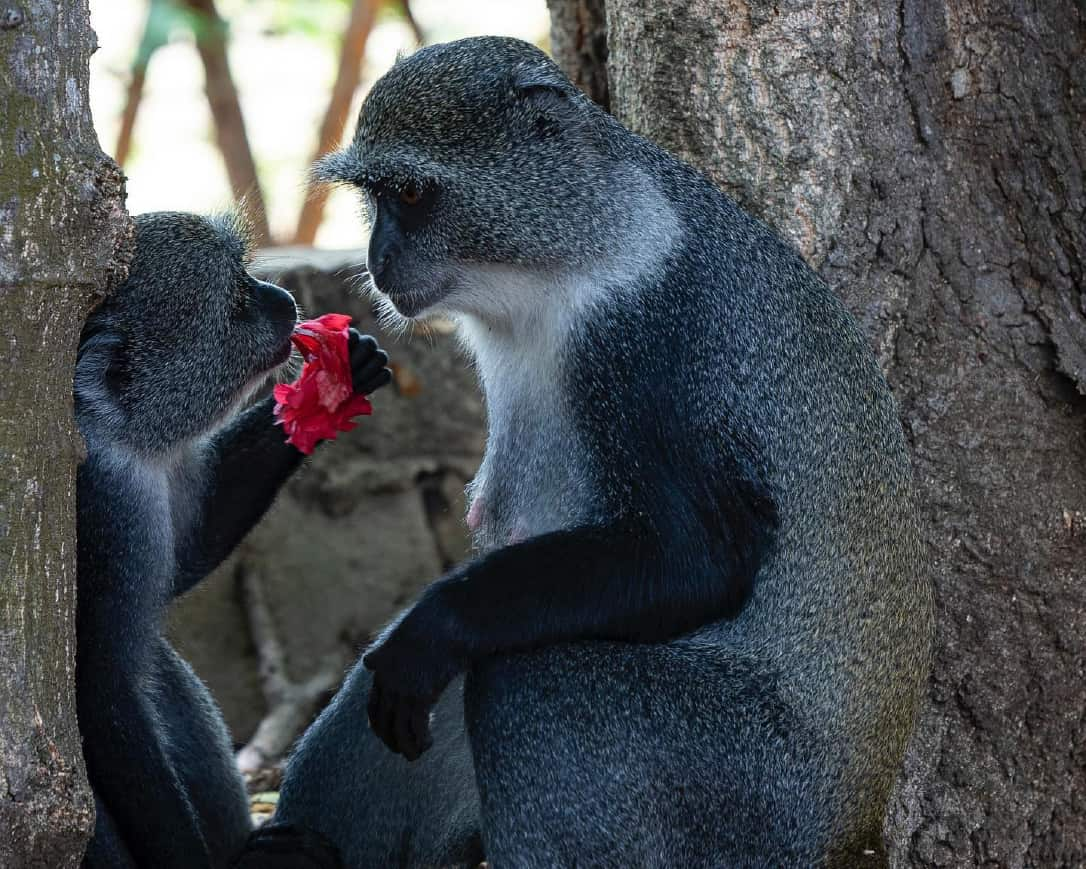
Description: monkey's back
672,166,930,826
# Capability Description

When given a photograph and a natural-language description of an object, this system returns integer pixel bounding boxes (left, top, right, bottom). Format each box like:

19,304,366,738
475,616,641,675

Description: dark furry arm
171,394,303,596
363,465,777,759
172,331,390,596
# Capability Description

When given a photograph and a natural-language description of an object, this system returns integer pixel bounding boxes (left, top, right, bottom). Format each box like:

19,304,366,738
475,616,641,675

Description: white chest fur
413,166,682,550
456,270,602,550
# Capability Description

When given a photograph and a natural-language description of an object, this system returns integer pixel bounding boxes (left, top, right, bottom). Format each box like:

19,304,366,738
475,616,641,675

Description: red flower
273,313,373,455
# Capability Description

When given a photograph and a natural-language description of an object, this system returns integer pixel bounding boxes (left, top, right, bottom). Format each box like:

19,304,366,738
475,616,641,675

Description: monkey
236,36,933,869
74,211,391,869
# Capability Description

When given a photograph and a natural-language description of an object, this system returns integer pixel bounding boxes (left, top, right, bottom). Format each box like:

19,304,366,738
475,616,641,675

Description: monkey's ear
510,63,577,105
311,150,360,186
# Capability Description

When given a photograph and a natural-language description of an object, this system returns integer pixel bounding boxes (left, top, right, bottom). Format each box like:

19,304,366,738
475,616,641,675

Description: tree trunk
549,1,1086,865
546,0,609,110
0,1,132,865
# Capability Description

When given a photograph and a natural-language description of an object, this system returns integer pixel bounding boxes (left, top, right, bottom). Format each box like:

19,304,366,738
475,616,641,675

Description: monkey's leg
81,793,138,869
466,640,844,869
152,640,250,867
253,661,482,869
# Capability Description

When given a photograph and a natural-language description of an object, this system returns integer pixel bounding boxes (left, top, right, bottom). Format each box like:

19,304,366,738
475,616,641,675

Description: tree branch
292,0,380,245
235,568,341,774
183,0,273,245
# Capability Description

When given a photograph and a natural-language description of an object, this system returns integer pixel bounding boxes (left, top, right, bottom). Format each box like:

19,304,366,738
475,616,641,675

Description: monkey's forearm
362,514,771,758
425,518,764,660
173,395,303,595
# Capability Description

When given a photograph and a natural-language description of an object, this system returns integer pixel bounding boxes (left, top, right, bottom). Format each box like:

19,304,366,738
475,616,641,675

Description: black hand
365,675,437,762
361,596,463,760
347,328,392,395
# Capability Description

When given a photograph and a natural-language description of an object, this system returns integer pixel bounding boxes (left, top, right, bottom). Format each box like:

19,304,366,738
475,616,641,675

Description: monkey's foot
232,823,344,869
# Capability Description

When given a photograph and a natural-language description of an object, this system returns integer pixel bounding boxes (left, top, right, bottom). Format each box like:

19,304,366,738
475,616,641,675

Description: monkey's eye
399,183,422,207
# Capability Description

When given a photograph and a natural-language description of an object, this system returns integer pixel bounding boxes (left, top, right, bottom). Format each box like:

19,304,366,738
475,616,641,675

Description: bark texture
551,0,1086,865
0,2,132,866
547,0,609,109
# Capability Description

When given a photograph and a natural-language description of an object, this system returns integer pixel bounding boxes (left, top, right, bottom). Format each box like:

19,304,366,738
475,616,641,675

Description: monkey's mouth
271,335,294,365
379,285,449,319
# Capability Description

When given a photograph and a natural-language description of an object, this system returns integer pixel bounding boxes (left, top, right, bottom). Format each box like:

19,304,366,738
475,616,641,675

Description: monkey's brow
360,171,431,190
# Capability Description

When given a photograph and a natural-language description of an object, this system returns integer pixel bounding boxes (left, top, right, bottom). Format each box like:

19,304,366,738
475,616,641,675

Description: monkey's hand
347,328,392,395
361,597,464,760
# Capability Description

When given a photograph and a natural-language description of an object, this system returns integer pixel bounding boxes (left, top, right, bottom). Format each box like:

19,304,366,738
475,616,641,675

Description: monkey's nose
367,220,400,290
256,280,298,324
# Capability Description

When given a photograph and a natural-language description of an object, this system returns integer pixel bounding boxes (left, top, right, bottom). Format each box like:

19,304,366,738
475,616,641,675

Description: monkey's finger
407,700,434,761
394,698,424,761
348,330,380,356
366,681,381,731
352,354,390,392
351,345,388,371
367,681,396,753
358,367,393,396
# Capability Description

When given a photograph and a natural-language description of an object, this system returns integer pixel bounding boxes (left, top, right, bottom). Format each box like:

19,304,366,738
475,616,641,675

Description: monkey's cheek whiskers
372,292,416,340
347,267,375,296
276,350,304,385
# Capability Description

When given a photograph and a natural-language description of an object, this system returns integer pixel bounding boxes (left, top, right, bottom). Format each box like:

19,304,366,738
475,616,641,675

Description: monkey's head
75,212,297,454
316,36,650,321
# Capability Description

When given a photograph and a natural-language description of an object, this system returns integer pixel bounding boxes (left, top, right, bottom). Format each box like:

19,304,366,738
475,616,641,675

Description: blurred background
89,0,549,248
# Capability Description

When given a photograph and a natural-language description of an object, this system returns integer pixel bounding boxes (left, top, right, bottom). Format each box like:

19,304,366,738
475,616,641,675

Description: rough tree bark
546,0,609,109
0,1,132,866
549,1,1085,866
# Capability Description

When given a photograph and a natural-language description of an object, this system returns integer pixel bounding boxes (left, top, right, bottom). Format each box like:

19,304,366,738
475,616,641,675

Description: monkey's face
76,212,297,454
360,177,451,318
315,36,626,321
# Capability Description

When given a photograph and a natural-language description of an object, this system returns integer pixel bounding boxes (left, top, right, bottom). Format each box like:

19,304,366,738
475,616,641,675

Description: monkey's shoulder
76,446,179,603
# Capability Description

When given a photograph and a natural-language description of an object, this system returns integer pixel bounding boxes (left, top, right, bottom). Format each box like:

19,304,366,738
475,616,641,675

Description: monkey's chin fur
381,287,448,319
200,347,296,444
275,334,295,362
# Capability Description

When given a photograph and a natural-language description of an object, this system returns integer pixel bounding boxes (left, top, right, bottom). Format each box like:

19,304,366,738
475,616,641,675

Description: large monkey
240,37,932,869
